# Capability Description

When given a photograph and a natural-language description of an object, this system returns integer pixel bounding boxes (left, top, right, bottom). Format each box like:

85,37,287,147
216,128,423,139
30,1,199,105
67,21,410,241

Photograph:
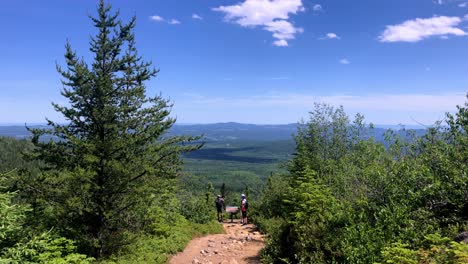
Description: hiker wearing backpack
215,195,225,222
240,193,248,225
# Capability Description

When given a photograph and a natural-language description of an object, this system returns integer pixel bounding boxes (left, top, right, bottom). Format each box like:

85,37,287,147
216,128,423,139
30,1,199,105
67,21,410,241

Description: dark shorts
241,210,247,218
216,206,222,213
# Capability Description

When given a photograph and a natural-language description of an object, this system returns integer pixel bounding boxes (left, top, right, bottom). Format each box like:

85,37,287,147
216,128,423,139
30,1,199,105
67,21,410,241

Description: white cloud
150,16,181,25
273,39,289,46
379,16,467,43
326,33,339,39
339,58,350,64
169,19,181,25
459,2,468,7
313,4,323,12
150,15,165,22
213,0,305,47
192,14,203,20
320,32,340,40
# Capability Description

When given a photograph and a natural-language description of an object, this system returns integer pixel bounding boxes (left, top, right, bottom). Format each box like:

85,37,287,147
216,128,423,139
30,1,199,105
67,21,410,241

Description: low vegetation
253,101,468,263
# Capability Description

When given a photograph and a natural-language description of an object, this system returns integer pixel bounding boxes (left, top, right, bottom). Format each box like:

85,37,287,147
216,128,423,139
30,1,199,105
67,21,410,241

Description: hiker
215,195,225,222
240,193,248,225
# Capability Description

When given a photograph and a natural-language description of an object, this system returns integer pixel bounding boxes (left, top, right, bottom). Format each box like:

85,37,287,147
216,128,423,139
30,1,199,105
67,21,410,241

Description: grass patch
102,220,224,264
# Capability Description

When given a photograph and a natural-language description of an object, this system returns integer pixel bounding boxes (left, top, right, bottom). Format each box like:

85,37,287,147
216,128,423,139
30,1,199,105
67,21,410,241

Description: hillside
0,123,427,194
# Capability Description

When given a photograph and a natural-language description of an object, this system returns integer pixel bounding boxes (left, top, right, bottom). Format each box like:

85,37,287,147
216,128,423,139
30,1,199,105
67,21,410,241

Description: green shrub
1,232,94,264
379,234,468,264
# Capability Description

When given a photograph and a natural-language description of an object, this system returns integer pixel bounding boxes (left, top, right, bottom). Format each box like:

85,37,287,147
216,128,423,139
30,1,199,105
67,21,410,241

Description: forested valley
1,1,467,263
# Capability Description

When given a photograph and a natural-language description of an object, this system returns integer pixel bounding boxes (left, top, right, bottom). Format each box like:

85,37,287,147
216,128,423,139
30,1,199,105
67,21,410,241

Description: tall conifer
29,1,200,257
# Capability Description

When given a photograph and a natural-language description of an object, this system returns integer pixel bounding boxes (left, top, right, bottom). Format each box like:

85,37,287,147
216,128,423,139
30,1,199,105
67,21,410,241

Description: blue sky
0,0,467,125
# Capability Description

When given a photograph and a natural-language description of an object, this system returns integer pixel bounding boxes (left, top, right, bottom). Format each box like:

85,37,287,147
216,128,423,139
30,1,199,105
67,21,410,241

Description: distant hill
0,122,428,191
170,122,298,141
0,123,297,141
0,122,427,142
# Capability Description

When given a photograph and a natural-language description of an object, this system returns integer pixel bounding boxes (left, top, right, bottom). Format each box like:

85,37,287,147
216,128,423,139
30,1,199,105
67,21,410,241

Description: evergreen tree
28,0,200,257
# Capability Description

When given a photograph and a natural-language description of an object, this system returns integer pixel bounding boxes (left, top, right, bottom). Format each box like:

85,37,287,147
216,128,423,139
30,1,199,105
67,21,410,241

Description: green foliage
379,234,468,264
0,137,34,174
0,175,92,263
257,98,468,263
1,233,94,264
25,0,200,258
284,169,345,263
0,175,29,251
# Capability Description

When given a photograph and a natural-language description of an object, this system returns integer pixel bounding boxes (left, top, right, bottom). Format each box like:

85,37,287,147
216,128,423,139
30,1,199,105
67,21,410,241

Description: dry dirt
169,220,265,264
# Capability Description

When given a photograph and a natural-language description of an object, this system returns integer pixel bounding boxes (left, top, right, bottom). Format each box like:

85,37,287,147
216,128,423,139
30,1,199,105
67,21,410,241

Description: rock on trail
170,220,264,264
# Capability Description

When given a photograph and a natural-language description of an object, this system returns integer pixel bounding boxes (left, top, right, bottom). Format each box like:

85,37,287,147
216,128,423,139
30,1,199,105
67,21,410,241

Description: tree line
253,101,468,263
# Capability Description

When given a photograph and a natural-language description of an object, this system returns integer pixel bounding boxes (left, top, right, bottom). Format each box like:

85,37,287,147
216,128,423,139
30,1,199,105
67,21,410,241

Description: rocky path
170,220,264,264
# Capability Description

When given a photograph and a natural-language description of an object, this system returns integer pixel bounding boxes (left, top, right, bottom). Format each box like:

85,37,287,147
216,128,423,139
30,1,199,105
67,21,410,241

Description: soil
169,219,265,264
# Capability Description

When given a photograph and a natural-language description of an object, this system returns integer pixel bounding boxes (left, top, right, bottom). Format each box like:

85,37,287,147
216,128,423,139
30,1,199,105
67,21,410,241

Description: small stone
208,243,215,247
214,249,219,254
230,259,238,264
192,258,201,264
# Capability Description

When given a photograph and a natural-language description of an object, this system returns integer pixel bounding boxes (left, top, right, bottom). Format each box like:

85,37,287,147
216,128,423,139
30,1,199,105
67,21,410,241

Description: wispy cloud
169,19,181,25
192,14,203,20
179,92,465,112
150,15,164,22
149,15,181,25
213,0,305,47
175,92,466,124
460,2,468,7
339,58,350,64
313,4,323,12
269,77,289,80
320,32,340,40
379,16,467,43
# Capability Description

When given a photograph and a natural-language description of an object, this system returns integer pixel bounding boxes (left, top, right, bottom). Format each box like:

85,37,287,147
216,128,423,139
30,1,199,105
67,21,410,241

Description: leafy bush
257,99,468,263
380,234,468,264
1,233,94,264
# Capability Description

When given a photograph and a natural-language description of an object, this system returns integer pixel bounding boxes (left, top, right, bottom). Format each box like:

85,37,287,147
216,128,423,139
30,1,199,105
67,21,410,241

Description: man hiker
240,193,248,225
215,195,225,222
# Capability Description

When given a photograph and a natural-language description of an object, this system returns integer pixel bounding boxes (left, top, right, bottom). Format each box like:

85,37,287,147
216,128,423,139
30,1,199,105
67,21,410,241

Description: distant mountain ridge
0,122,427,142
170,122,298,141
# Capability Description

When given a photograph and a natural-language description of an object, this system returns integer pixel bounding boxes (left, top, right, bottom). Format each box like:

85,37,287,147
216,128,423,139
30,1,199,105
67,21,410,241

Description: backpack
242,198,248,210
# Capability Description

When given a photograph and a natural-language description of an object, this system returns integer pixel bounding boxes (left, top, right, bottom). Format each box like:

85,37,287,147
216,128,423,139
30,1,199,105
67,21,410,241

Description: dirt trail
170,220,264,264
